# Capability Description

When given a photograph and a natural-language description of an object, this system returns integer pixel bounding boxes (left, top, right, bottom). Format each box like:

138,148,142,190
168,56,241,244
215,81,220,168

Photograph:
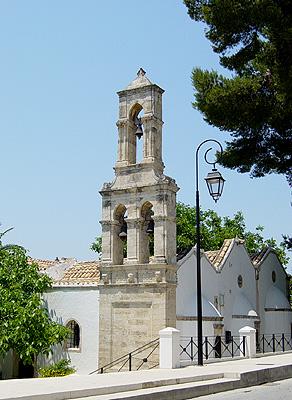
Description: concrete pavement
1,352,292,400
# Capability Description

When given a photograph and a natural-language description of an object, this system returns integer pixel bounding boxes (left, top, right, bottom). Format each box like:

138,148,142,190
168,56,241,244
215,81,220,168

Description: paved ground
190,377,292,400
1,352,292,400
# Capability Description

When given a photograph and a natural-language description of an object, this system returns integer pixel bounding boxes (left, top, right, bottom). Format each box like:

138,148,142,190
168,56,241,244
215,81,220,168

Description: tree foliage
184,0,292,183
0,230,69,366
90,236,102,255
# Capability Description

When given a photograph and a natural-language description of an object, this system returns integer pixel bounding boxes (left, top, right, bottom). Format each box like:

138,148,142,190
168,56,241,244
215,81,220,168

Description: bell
119,222,127,241
146,219,154,235
135,123,143,140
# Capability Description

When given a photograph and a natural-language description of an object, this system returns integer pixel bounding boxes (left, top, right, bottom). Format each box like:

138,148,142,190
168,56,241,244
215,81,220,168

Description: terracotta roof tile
251,248,269,267
205,239,234,269
56,261,100,285
29,257,100,285
28,258,59,271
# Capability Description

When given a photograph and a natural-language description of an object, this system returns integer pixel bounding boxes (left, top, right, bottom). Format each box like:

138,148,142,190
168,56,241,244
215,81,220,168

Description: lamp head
205,168,225,203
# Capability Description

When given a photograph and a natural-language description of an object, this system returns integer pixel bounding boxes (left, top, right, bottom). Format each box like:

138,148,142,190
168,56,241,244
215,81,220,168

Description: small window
272,270,276,283
238,275,243,288
66,320,80,349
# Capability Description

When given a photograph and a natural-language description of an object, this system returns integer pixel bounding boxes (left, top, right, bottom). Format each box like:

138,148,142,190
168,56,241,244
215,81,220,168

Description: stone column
116,119,136,167
124,218,139,265
137,218,150,264
151,216,166,264
142,115,163,165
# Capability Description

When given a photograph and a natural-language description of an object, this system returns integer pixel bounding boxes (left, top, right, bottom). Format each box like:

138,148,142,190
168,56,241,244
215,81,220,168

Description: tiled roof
28,258,59,271
204,250,219,264
205,239,234,269
30,257,100,285
251,248,269,267
57,261,100,285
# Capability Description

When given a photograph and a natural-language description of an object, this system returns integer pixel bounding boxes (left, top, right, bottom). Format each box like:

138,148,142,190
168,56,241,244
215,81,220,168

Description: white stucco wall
176,248,222,339
43,286,99,374
176,242,261,339
258,252,292,335
218,242,258,335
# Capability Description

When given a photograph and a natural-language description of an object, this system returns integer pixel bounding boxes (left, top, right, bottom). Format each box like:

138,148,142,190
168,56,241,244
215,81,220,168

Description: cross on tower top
137,67,146,77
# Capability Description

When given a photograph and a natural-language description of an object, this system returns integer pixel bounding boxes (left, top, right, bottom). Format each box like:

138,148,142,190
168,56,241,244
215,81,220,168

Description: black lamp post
196,139,225,366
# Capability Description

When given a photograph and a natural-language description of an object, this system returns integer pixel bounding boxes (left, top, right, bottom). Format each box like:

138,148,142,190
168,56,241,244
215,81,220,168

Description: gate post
239,326,256,358
159,327,180,369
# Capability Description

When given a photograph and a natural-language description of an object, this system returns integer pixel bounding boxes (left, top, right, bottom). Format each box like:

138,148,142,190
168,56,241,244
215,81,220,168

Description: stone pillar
124,218,139,265
142,115,163,166
152,216,166,264
239,326,256,358
116,120,136,167
138,218,150,264
159,327,180,369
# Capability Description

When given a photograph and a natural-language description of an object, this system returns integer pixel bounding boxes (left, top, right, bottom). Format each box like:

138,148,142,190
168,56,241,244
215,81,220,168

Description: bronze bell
146,219,154,235
135,117,143,139
119,221,127,241
135,123,143,140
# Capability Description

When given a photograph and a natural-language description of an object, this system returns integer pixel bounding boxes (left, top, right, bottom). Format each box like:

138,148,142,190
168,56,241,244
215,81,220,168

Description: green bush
38,359,75,377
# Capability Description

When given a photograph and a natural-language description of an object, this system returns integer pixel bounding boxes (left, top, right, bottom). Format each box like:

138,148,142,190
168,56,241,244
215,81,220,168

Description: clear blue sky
1,1,291,271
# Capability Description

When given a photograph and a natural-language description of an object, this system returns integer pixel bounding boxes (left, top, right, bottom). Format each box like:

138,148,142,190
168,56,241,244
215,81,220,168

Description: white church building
1,70,291,378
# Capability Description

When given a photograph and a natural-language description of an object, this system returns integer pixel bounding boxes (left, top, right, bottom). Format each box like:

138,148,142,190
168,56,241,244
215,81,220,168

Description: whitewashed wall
258,252,292,335
42,286,99,374
177,248,222,339
218,242,258,335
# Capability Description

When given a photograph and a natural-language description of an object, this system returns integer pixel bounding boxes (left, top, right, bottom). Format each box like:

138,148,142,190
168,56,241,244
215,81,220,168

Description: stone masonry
98,69,179,367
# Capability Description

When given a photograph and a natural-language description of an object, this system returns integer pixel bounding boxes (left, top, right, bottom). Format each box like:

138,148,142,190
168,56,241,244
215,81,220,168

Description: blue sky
1,1,291,271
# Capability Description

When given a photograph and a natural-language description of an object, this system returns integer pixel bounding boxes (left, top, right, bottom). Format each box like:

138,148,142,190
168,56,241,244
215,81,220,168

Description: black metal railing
180,335,246,363
257,333,292,354
90,338,159,374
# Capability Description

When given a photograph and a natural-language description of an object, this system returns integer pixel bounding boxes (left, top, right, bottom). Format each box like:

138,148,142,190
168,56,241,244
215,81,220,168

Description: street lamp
196,139,225,366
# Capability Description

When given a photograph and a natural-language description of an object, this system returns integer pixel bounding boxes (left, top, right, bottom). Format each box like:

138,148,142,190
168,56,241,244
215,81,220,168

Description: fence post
205,337,208,360
159,327,180,369
239,326,256,358
129,353,132,371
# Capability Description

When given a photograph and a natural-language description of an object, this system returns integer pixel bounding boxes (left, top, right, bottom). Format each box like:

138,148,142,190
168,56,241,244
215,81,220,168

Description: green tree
0,229,69,368
91,203,289,266
184,0,292,183
90,236,102,255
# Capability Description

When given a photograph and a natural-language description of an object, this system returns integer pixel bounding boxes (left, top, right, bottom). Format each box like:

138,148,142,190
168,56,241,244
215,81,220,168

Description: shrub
38,359,75,377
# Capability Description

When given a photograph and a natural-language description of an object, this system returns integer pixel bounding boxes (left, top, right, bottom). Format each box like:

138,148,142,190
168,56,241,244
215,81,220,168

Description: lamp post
196,139,225,366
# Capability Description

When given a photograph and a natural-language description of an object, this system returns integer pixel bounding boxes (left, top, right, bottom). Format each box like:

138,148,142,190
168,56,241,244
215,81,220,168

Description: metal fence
180,335,246,364
257,333,292,354
90,338,159,374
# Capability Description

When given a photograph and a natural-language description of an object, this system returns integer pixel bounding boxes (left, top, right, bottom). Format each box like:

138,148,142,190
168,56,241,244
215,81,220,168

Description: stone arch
140,201,154,263
113,204,127,265
129,102,143,121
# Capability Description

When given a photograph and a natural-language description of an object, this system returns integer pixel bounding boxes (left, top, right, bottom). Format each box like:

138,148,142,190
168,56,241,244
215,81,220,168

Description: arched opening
129,103,145,164
140,202,154,263
114,204,127,264
66,320,80,350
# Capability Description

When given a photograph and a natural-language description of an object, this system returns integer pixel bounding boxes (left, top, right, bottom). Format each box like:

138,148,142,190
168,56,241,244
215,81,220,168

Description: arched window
114,204,128,263
66,320,80,349
129,103,144,164
140,201,154,263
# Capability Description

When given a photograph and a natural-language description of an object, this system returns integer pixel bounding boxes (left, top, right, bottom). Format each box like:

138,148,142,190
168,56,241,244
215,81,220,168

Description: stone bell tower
98,69,179,367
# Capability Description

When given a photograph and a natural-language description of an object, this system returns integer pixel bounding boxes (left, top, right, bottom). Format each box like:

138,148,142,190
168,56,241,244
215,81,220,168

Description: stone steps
72,377,240,400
